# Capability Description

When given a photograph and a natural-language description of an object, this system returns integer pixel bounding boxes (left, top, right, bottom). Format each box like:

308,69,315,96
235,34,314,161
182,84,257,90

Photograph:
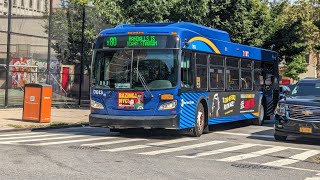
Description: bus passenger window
241,71,252,90
210,68,224,89
241,59,253,90
253,61,262,91
196,53,208,89
226,69,239,90
226,57,239,90
209,55,225,90
181,52,194,88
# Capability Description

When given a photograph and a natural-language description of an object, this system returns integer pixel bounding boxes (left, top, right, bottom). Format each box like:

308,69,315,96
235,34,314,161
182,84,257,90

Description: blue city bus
89,22,279,137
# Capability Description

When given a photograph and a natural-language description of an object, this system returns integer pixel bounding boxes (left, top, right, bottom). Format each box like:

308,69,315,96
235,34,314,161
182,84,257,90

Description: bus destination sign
105,36,158,48
97,35,178,49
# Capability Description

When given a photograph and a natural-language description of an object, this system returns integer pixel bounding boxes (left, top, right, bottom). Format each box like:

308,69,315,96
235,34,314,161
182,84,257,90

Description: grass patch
6,124,25,129
49,122,70,127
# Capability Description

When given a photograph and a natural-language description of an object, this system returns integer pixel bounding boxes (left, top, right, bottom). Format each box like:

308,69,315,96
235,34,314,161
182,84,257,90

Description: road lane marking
263,150,320,167
0,132,44,137
217,146,289,162
27,136,117,146
82,139,147,147
0,135,89,144
213,131,274,139
0,133,69,141
103,138,197,152
178,143,256,159
138,141,225,155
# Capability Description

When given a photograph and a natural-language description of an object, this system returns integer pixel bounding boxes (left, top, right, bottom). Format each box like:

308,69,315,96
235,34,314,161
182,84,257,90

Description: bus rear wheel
252,104,265,126
192,103,205,137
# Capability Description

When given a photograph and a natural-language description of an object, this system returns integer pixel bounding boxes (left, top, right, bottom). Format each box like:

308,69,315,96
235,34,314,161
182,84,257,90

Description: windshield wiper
134,68,154,98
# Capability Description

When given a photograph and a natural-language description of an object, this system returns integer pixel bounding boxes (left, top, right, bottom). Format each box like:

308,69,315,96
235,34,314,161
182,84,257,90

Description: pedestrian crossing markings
0,132,319,173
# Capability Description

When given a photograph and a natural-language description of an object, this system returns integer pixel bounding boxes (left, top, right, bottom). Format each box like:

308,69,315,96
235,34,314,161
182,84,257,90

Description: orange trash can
22,84,52,123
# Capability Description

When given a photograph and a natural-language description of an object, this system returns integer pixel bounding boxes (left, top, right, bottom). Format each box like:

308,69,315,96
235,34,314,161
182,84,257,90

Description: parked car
274,78,320,140
279,85,291,100
287,84,296,91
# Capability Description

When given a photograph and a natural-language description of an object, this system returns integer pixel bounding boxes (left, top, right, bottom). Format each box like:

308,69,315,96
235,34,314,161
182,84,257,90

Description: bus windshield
92,49,179,90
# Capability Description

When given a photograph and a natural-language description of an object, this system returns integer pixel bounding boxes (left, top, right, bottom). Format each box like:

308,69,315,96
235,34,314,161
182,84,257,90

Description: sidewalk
0,107,90,131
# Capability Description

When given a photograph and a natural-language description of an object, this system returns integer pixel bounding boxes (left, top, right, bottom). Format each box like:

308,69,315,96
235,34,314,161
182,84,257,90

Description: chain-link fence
0,0,93,108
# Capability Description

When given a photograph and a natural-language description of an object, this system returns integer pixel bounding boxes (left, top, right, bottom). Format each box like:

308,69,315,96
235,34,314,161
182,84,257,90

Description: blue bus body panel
209,114,257,125
99,22,278,62
179,92,209,129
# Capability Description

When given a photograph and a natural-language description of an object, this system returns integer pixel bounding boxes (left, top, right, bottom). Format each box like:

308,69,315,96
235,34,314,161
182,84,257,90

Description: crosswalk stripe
82,139,147,147
0,135,88,144
104,145,150,152
148,138,197,146
217,146,289,162
27,136,117,146
104,138,197,152
138,141,225,156
213,132,274,139
263,150,320,167
0,133,69,141
178,143,256,159
0,132,43,137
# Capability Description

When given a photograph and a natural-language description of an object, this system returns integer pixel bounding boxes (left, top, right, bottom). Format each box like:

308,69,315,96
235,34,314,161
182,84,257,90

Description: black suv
274,78,320,140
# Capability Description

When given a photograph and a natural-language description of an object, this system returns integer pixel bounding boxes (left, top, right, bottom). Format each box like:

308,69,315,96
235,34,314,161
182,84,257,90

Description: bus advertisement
89,22,279,137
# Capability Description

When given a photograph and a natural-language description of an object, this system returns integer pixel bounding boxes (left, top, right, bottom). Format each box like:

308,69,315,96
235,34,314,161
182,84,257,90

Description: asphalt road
0,120,319,180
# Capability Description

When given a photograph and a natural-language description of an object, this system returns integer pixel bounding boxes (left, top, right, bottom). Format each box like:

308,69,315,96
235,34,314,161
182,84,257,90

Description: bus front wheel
192,103,205,137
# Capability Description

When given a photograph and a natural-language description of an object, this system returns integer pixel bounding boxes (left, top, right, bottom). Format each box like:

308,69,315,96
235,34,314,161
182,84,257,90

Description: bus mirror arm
184,42,190,48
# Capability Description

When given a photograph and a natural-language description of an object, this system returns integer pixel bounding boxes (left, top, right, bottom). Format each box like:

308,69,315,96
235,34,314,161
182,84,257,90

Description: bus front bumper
89,114,179,129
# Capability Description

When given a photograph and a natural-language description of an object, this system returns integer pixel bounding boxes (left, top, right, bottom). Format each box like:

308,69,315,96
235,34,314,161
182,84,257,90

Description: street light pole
5,0,12,107
78,5,85,106
46,0,53,84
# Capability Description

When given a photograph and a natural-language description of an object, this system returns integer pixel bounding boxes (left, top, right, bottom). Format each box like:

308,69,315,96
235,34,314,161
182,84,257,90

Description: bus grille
288,105,320,121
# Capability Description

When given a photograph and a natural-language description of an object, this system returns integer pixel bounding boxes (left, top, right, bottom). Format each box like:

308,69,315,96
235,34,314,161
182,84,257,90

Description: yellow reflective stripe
252,112,259,117
188,37,221,54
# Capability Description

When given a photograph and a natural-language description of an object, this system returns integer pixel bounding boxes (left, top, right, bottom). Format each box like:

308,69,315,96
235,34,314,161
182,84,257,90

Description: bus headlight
159,100,177,110
91,100,104,109
275,103,286,116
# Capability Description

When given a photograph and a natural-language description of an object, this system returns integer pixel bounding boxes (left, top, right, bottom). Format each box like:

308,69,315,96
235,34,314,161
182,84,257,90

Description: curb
0,123,90,133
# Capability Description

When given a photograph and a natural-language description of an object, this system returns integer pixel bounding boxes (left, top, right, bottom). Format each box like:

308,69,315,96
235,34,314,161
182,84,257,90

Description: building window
29,0,33,8
37,0,40,10
21,0,25,7
13,0,17,6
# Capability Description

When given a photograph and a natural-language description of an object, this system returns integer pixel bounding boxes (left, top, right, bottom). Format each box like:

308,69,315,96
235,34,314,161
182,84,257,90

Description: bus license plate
299,127,312,133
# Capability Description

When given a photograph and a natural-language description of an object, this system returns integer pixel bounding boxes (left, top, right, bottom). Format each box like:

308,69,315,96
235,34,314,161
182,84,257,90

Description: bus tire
192,103,205,137
252,104,265,126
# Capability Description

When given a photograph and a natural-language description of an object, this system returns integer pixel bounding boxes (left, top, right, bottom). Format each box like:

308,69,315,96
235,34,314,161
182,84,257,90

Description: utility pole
78,5,86,106
5,0,12,107
46,0,53,84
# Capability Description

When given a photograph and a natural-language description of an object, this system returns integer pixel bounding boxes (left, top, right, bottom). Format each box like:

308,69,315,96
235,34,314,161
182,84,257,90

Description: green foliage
47,0,319,81
47,1,105,71
284,54,308,81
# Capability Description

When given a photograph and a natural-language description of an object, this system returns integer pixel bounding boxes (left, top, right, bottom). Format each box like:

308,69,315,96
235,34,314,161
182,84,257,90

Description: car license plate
299,127,312,133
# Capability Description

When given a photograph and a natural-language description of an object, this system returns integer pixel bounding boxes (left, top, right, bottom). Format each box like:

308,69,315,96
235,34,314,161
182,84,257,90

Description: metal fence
0,0,91,108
